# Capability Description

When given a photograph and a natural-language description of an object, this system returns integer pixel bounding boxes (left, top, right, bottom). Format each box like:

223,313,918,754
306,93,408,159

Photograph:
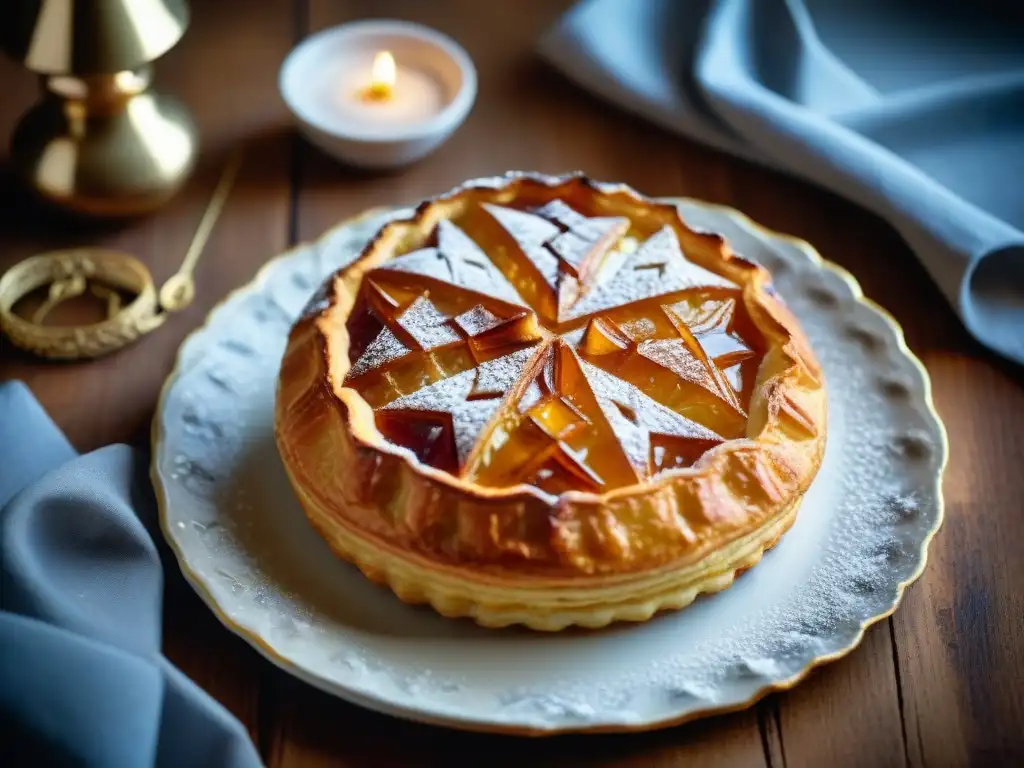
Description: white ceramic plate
152,197,946,734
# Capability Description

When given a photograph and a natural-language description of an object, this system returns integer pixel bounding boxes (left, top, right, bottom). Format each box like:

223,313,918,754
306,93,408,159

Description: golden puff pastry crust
275,172,826,630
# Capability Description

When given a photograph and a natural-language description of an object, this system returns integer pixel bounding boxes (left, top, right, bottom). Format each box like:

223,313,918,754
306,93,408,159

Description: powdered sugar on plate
153,184,945,733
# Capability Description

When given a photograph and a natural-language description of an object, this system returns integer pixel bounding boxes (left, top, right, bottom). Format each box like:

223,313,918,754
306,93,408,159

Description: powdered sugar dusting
381,348,536,465
347,327,409,380
483,203,563,293
454,305,502,337
156,190,945,733
379,219,526,306
518,379,544,413
484,201,630,312
473,347,538,395
381,370,495,465
563,227,736,321
619,317,657,340
347,193,758,488
396,296,461,350
533,200,628,276
640,339,721,391
580,361,723,476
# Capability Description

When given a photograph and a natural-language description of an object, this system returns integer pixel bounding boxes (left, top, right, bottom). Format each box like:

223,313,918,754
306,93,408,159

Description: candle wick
362,82,392,102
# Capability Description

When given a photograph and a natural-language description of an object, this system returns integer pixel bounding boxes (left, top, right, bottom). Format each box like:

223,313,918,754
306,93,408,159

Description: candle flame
364,50,396,100
372,51,396,88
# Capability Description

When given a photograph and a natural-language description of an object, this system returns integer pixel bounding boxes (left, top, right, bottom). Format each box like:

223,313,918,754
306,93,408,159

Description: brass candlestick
1,0,198,217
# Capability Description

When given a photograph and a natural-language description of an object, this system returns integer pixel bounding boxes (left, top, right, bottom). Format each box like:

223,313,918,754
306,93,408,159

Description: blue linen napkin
0,380,262,768
539,0,1024,363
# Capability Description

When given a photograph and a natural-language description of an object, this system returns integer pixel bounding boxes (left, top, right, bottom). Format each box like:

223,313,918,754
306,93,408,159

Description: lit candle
332,49,445,129
363,51,396,101
279,20,477,168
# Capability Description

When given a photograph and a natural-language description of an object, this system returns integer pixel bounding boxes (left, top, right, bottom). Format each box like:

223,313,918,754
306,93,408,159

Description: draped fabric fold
539,0,1024,363
0,381,261,768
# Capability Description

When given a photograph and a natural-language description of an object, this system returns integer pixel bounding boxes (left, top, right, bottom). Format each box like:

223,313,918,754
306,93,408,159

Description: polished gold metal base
9,67,197,218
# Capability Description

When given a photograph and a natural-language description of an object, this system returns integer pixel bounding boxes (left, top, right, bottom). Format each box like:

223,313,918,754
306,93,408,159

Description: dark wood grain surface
2,2,1022,766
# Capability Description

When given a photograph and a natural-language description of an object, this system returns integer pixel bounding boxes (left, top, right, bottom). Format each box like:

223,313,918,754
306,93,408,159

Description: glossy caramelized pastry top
344,197,763,496
276,173,826,625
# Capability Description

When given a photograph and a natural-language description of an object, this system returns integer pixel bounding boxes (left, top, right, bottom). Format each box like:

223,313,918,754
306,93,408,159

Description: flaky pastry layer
275,173,827,628
287,455,800,630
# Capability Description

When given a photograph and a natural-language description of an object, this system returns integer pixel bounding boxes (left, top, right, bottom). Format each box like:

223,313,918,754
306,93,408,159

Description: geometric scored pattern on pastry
275,172,827,630
342,201,752,495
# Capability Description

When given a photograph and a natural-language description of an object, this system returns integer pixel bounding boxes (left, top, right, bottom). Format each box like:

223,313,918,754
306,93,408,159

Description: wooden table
2,2,1022,765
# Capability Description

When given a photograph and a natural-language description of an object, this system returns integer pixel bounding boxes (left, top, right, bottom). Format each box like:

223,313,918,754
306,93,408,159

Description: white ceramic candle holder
279,20,477,170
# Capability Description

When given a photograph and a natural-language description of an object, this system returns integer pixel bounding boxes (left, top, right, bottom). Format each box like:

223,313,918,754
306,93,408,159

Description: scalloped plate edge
151,198,948,735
